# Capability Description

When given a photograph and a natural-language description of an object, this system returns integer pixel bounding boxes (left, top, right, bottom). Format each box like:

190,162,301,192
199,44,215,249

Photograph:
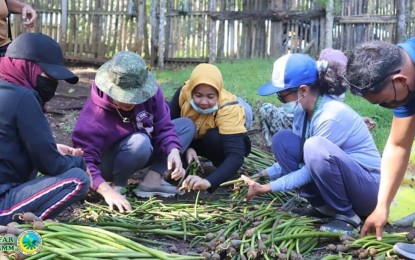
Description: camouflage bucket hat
95,51,157,104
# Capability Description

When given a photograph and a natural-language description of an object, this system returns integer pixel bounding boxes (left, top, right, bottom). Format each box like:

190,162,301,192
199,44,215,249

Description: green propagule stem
22,222,203,260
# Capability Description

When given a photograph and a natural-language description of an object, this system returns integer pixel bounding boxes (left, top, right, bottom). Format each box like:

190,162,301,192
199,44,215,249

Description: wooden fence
8,0,415,67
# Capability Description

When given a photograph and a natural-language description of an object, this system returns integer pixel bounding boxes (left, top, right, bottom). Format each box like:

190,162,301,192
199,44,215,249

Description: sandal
291,205,333,220
134,180,184,198
394,242,415,259
319,215,360,236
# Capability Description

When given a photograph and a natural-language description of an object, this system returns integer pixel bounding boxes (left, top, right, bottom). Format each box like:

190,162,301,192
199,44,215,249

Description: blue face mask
282,101,296,114
190,99,219,114
295,93,305,113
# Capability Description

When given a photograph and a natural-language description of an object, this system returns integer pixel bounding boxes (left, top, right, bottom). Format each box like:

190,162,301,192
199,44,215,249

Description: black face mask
379,83,415,109
35,75,58,103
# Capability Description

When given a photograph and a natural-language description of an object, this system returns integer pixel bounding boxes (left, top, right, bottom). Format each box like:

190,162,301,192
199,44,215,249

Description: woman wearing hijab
169,63,252,192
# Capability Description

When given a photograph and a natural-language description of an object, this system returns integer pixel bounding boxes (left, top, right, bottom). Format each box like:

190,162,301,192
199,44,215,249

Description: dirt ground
46,66,413,259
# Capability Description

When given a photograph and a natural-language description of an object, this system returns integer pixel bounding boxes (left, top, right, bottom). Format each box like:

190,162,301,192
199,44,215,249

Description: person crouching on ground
241,53,381,236
169,63,252,192
345,38,415,259
0,32,90,224
72,51,195,212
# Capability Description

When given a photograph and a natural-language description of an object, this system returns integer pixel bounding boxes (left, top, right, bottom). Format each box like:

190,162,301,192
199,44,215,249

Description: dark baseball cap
5,33,79,84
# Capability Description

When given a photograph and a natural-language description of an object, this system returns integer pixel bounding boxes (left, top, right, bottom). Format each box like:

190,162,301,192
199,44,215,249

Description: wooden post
137,0,145,55
142,2,150,59
150,0,158,66
216,0,226,61
395,0,406,43
269,0,282,58
324,0,334,48
60,0,68,53
209,0,217,63
158,0,166,69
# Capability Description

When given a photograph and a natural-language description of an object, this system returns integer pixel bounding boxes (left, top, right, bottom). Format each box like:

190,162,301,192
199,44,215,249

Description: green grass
154,59,392,152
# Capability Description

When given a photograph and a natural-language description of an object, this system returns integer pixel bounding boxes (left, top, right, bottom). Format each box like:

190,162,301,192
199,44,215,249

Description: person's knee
128,134,153,160
176,117,196,134
304,136,325,157
69,168,91,195
271,129,294,152
303,136,331,169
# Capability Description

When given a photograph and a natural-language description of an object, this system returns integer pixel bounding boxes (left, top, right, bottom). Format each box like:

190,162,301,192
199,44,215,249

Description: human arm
361,115,415,239
71,114,108,191
150,87,182,156
203,133,248,191
96,182,132,213
185,148,201,165
167,147,185,180
6,0,37,28
57,144,83,156
241,175,272,200
17,92,87,175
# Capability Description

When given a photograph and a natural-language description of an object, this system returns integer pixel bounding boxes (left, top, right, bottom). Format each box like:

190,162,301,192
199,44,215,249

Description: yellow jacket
179,63,246,139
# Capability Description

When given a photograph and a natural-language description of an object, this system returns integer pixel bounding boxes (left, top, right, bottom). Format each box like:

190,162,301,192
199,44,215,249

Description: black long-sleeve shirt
0,80,86,196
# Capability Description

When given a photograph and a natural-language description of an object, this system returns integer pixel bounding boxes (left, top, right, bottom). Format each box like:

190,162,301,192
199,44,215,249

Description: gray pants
273,130,380,217
100,117,195,186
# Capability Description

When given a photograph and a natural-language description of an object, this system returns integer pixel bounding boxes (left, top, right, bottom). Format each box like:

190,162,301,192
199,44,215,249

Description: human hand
185,148,200,165
240,175,271,200
251,169,268,180
360,206,389,240
362,116,377,132
21,4,37,28
97,183,132,213
167,148,184,180
57,144,84,156
182,175,211,191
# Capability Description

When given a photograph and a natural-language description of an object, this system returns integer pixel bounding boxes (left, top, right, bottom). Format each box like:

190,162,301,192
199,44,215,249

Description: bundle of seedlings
322,232,412,259
3,212,202,260
193,201,341,260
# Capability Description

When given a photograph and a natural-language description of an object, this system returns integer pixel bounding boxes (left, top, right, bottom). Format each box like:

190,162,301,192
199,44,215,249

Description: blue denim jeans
0,168,89,224
100,117,195,185
272,130,380,217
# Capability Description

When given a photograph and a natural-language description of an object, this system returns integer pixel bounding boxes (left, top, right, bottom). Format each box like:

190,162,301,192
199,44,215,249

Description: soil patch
47,66,412,259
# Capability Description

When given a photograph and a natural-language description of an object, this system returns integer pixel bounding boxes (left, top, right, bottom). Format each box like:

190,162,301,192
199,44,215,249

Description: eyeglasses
276,88,298,103
344,69,401,96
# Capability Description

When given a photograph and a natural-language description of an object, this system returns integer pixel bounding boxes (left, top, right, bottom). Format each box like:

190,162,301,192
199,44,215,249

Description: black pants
0,43,9,57
192,128,251,167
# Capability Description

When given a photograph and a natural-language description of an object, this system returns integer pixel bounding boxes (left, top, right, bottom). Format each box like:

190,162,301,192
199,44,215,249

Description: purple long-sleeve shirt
72,82,181,190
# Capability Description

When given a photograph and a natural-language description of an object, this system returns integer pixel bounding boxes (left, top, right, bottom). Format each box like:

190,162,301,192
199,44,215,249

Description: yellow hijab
179,63,246,139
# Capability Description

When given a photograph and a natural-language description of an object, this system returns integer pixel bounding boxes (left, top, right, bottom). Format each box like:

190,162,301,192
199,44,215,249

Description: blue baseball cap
258,53,318,96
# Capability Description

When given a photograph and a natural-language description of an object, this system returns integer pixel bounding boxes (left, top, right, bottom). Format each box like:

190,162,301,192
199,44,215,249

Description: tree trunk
395,0,406,43
158,0,166,69
324,0,334,48
150,0,158,66
60,0,68,52
209,0,217,63
137,0,145,55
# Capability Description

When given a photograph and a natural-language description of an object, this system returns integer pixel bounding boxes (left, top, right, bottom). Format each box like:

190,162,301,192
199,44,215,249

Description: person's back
293,94,380,172
0,32,90,224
